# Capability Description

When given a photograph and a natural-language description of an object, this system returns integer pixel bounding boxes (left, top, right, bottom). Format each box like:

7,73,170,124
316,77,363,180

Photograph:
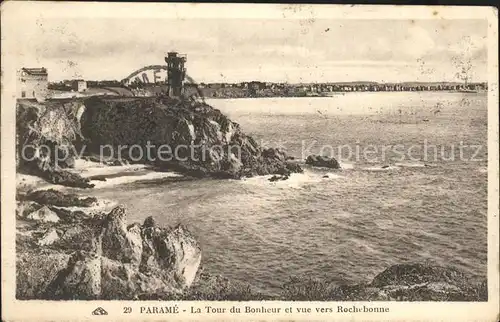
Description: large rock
16,200,42,219
140,217,202,288
100,257,178,300
26,206,60,223
305,155,341,169
80,96,301,179
101,206,143,266
25,189,97,207
37,228,59,246
19,189,113,223
16,100,93,188
280,263,487,301
45,251,102,300
155,224,202,287
17,205,202,300
370,263,468,288
364,263,486,301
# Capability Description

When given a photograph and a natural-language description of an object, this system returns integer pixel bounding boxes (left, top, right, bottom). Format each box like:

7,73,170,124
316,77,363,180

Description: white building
77,80,87,92
17,68,48,101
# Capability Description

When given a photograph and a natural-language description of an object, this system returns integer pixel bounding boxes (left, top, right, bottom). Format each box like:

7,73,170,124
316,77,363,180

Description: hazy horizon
14,17,488,84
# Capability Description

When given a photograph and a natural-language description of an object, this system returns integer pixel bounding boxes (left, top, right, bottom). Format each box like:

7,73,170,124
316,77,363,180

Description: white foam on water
395,162,426,168
73,159,107,169
363,165,400,171
90,171,182,188
477,167,487,173
71,160,148,177
339,161,355,169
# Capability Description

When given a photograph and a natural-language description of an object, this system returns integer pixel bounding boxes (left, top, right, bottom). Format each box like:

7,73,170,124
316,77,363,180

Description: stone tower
165,52,186,97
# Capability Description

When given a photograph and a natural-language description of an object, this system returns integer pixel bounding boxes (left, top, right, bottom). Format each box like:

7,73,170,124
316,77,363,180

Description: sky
13,17,488,83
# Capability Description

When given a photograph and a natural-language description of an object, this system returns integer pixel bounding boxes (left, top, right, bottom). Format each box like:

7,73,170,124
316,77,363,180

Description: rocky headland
15,96,487,301
17,96,302,186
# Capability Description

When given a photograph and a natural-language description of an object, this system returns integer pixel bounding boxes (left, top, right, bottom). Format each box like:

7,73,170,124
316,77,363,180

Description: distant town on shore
18,59,487,101
47,79,488,99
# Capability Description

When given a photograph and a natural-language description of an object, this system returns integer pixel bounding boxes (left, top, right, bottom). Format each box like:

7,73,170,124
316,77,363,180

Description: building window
21,91,26,98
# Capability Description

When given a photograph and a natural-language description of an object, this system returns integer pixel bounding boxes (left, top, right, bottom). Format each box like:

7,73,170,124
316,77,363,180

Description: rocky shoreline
16,187,487,301
15,96,487,301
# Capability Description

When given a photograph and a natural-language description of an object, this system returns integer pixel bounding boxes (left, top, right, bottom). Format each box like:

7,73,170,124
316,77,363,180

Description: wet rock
44,168,94,188
87,175,107,181
306,155,341,169
25,189,97,207
262,148,286,162
143,216,157,228
26,206,60,223
285,162,303,174
268,174,289,182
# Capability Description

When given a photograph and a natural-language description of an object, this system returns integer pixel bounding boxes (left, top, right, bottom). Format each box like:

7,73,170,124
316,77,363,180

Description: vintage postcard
1,2,499,321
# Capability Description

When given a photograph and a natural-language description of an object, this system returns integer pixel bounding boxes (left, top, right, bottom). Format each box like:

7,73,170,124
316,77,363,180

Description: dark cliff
16,99,93,188
16,96,301,186
80,96,301,178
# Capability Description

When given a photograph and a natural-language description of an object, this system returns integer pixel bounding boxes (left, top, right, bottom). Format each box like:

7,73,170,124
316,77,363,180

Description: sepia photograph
1,2,499,321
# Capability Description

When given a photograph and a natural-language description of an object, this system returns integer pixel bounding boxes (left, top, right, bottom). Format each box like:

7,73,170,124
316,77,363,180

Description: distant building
17,67,48,100
77,80,87,92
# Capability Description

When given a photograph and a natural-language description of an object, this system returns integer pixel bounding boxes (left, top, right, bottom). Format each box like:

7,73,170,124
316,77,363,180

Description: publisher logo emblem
92,307,108,315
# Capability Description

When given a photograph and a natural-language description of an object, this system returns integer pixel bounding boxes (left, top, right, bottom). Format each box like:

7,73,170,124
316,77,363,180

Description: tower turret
165,52,187,97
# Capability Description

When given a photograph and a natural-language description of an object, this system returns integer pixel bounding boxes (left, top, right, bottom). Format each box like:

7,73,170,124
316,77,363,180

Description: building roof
20,68,48,76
